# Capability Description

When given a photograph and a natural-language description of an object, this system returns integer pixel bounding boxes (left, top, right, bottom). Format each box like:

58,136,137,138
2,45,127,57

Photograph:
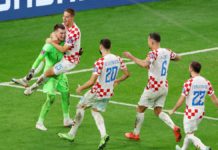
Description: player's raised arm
47,34,70,53
46,24,70,53
123,51,150,69
49,42,70,53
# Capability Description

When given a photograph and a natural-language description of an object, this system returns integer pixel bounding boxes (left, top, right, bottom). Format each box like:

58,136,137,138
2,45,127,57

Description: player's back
184,76,213,111
147,48,176,91
91,53,124,99
64,23,81,64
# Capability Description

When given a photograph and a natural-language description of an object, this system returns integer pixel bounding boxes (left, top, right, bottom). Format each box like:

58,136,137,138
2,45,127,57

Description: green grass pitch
0,0,218,149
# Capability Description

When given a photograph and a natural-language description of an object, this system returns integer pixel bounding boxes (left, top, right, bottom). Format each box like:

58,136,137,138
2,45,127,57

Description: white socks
180,134,207,150
91,110,106,138
36,74,46,85
133,112,144,135
188,134,207,150
181,135,191,150
69,108,85,137
158,112,175,129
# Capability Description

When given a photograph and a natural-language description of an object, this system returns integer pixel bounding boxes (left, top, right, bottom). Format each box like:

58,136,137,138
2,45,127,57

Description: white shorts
53,58,76,75
77,90,110,112
183,112,204,134
138,86,168,108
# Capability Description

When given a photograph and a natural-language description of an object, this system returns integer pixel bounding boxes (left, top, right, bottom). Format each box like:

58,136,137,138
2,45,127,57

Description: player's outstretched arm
114,69,130,87
123,51,150,69
76,74,98,94
210,94,218,107
169,95,186,115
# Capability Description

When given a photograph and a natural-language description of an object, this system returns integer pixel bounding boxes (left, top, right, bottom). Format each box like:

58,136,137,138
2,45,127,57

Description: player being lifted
12,8,81,88
24,8,82,95
58,38,130,150
123,33,182,142
13,24,74,130
33,24,74,130
169,62,218,150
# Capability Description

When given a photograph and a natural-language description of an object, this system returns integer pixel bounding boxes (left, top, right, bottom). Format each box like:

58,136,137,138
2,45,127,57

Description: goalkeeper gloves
26,69,35,81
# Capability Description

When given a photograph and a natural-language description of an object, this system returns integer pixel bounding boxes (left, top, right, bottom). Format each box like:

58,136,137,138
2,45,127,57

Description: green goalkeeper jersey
32,42,64,71
32,42,69,95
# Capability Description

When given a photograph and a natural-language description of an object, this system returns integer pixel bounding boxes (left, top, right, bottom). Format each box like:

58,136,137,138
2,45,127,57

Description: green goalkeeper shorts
43,74,69,95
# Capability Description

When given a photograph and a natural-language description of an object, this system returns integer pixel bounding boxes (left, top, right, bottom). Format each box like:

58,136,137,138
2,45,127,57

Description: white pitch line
179,47,218,56
0,82,218,121
44,46,218,76
1,47,218,121
6,46,218,84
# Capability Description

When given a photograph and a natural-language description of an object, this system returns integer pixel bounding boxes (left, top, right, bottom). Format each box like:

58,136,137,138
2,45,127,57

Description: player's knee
45,68,55,77
91,108,100,113
154,107,162,116
47,94,55,104
137,105,146,113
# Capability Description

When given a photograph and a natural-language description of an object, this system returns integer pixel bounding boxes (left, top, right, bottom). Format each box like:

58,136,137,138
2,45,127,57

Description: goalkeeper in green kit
12,24,73,131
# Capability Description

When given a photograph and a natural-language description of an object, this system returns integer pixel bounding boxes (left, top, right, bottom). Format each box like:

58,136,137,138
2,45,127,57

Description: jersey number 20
192,91,206,106
106,66,118,83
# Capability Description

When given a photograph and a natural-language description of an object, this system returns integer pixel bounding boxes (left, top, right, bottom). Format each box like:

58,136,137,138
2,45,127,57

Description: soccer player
169,61,218,150
24,8,82,95
35,24,74,130
18,24,73,130
123,32,182,142
58,38,130,150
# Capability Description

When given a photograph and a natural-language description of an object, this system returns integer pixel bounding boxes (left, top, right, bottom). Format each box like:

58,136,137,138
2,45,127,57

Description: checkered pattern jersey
91,54,127,99
64,23,81,64
182,76,214,119
146,48,177,92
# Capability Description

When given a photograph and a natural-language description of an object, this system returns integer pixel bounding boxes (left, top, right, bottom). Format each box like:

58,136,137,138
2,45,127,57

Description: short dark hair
54,24,65,31
64,8,75,16
190,61,201,73
149,32,161,42
100,38,111,49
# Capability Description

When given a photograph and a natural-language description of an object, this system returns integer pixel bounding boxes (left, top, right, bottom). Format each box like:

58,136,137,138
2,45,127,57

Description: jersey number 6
161,60,167,76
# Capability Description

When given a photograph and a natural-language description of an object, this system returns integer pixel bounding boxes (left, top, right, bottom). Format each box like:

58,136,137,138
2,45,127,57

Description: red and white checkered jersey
64,23,81,64
146,48,177,92
91,54,127,99
182,76,214,115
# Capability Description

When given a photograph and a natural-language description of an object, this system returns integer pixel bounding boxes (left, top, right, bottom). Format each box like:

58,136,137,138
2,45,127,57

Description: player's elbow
143,64,149,69
88,80,95,86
